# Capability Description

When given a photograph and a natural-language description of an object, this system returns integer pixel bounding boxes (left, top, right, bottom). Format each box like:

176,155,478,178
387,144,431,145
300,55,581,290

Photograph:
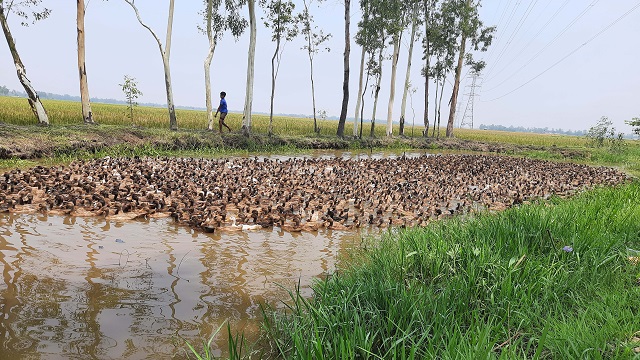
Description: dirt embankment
0,122,585,160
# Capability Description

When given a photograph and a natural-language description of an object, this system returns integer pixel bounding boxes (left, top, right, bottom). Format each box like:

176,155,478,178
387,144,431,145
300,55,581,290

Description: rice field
0,96,591,148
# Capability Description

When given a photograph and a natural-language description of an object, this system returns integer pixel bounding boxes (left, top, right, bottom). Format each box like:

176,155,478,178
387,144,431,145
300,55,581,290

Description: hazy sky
1,1,639,133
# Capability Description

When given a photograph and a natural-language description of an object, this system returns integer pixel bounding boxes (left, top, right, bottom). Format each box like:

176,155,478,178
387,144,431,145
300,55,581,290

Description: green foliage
261,0,298,42
626,116,640,136
0,0,51,27
198,0,247,41
119,75,143,122
586,116,627,152
263,182,640,358
0,85,8,96
298,1,331,56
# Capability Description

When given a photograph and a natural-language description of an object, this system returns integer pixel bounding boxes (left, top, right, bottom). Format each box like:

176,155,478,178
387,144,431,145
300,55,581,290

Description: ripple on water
0,212,362,359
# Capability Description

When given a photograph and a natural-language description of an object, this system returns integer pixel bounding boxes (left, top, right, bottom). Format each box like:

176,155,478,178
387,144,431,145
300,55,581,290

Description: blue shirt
219,98,228,113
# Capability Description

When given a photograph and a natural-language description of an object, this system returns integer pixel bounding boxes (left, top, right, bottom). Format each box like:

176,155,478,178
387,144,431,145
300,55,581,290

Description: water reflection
0,212,361,359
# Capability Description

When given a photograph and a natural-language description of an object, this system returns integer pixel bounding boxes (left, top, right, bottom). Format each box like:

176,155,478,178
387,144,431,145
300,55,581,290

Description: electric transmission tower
460,73,481,129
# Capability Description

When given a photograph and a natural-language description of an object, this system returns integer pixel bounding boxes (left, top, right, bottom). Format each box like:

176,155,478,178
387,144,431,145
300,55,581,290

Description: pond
0,212,365,359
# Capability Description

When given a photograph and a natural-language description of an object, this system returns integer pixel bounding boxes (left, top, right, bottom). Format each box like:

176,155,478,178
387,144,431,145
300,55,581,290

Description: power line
483,2,640,102
483,0,568,83
482,1,522,67
484,0,600,92
483,0,539,79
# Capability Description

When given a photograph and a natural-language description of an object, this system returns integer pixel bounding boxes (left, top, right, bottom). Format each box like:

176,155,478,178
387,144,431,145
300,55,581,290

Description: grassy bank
261,182,640,359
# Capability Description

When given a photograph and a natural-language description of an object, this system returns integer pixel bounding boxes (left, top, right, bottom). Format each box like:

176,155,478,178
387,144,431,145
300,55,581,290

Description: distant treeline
0,85,209,111
478,124,587,137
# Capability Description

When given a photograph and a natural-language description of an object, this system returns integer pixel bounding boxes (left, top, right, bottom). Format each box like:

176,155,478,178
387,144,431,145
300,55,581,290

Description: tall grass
262,182,640,359
184,323,246,360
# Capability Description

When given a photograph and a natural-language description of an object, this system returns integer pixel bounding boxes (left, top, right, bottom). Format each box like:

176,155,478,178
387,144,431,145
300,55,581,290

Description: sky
1,0,639,133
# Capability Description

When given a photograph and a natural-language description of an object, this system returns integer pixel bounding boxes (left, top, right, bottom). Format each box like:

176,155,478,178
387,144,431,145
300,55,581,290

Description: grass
184,323,246,360
0,96,607,146
261,182,640,359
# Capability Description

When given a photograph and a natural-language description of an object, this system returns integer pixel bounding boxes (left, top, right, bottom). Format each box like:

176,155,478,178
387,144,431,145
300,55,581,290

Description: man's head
220,91,226,98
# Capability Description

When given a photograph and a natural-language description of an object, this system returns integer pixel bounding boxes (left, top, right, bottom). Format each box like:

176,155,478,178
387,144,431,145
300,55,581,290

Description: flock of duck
0,154,629,233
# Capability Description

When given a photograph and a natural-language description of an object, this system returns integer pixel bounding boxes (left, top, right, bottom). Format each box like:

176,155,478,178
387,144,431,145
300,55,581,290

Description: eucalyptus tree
430,0,457,137
335,0,350,138
298,0,331,134
123,0,178,130
383,0,404,137
0,0,50,125
352,0,371,137
445,0,494,137
398,0,421,136
421,0,434,136
354,0,386,138
241,0,256,136
262,0,297,136
201,0,246,131
368,48,384,138
77,0,94,124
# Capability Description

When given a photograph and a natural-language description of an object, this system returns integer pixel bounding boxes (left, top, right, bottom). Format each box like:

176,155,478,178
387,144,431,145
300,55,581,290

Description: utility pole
460,72,481,129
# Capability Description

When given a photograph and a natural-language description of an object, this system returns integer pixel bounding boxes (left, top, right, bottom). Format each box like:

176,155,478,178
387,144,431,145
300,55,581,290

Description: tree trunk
370,49,383,138
422,0,430,137
360,61,371,139
446,27,467,137
204,0,213,131
163,54,177,130
385,34,400,137
436,76,445,138
336,0,350,138
204,0,216,131
165,0,174,60
269,36,280,136
242,0,257,137
77,0,94,124
310,57,319,134
166,0,177,130
399,6,418,137
432,76,439,137
0,6,49,125
353,46,365,137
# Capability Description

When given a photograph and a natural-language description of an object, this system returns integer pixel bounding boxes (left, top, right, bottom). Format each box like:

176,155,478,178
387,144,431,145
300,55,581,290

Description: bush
586,116,626,152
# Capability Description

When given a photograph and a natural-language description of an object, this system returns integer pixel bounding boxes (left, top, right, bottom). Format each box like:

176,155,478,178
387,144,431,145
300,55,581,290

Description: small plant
317,109,327,122
586,116,615,147
183,322,245,360
119,75,143,123
586,116,626,152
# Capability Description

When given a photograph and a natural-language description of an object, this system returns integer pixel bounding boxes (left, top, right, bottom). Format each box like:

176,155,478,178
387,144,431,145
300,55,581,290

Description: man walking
215,91,231,133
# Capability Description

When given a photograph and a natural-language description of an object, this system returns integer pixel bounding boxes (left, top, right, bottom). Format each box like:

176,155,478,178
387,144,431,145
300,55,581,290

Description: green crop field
0,96,593,147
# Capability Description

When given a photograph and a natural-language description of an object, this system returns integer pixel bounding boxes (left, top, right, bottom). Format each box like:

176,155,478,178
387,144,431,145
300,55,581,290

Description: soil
0,122,586,160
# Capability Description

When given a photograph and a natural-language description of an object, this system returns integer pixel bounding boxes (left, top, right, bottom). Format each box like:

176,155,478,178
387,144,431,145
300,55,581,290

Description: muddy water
0,212,365,359
0,150,435,359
